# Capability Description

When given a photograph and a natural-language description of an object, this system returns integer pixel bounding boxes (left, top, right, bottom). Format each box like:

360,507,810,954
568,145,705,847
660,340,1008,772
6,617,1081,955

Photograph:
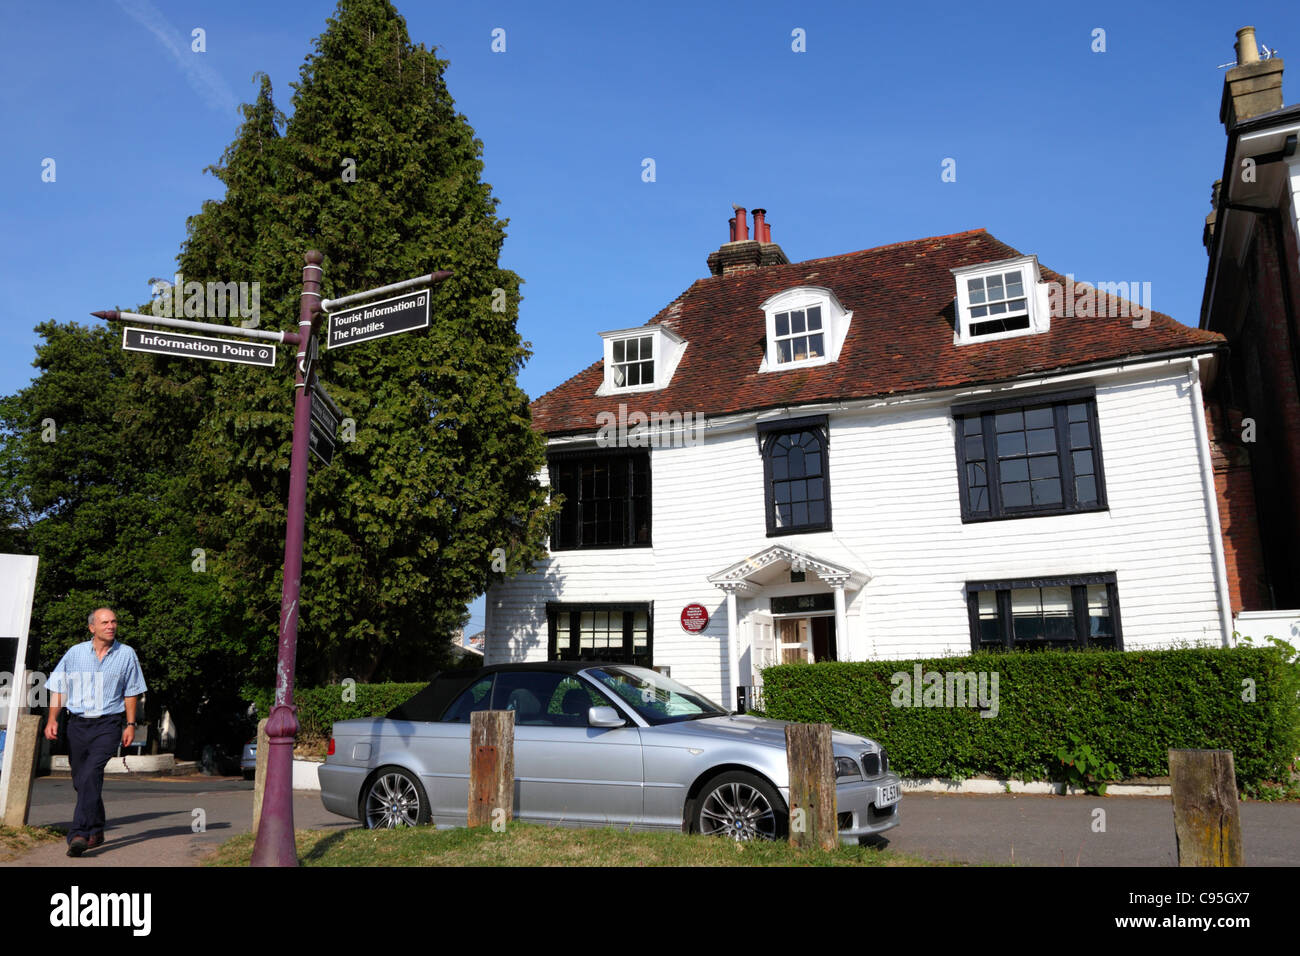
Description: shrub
245,682,425,740
760,646,1300,786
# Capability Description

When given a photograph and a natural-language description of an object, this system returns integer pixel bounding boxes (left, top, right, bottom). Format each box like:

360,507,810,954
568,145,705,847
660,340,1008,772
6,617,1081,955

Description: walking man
44,607,147,857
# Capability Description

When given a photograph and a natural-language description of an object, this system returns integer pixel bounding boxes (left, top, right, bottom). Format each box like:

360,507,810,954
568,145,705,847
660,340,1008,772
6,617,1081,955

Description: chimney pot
1236,26,1260,66
732,206,749,241
707,206,789,276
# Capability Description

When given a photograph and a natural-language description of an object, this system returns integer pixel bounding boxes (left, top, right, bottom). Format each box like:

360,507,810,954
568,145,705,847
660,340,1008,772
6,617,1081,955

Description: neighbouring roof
530,228,1223,435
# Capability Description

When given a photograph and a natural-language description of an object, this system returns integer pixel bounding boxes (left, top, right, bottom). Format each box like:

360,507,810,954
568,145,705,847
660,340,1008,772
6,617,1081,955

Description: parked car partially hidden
318,662,900,843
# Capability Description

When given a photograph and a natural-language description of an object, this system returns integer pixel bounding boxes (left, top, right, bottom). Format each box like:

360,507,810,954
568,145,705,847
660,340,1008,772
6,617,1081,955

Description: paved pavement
6,774,350,867
4,775,1299,866
877,792,1300,866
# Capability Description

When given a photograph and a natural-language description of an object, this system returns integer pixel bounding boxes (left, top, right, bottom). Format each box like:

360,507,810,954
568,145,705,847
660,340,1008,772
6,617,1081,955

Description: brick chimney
1220,26,1284,129
1206,27,1287,251
707,206,790,277
1203,179,1222,252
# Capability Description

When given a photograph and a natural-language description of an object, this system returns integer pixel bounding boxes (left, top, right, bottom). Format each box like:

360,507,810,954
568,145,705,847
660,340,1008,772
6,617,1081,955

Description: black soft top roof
384,660,630,721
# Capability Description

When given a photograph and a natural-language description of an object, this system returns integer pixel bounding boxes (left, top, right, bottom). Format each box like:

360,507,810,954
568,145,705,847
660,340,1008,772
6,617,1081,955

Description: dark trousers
66,713,123,842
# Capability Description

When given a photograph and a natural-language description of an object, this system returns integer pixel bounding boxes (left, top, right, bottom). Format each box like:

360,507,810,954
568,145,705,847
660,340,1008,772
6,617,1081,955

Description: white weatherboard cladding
1235,610,1300,644
488,366,1224,704
1289,156,1300,278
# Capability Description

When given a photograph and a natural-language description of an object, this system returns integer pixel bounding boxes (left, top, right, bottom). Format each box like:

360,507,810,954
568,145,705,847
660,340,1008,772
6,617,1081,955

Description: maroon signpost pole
251,250,324,867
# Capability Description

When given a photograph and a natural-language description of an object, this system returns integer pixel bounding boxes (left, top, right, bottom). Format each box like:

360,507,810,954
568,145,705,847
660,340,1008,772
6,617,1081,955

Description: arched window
760,417,831,535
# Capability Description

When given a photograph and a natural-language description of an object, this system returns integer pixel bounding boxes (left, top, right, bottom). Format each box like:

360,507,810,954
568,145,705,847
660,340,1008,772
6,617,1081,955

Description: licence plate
877,783,899,807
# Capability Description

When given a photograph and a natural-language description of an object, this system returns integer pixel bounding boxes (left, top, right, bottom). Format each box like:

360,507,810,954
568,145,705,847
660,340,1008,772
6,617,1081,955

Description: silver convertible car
318,661,901,843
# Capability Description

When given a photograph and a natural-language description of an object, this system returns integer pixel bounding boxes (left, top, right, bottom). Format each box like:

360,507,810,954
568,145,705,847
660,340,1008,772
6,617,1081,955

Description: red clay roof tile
530,229,1223,435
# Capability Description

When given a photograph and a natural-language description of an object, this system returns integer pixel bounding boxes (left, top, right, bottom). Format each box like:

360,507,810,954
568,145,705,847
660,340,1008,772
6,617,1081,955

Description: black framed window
760,416,831,536
966,573,1122,652
548,450,651,549
954,390,1106,521
547,603,652,668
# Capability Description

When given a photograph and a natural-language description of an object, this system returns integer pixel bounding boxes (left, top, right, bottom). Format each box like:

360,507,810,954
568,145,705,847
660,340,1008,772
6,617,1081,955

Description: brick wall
1203,400,1269,612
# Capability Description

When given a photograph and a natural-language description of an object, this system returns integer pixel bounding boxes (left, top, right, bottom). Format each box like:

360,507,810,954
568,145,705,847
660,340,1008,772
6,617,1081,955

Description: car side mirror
588,706,626,728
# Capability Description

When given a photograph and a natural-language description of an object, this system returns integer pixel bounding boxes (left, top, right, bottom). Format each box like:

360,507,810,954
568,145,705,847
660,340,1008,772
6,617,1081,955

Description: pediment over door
708,544,869,593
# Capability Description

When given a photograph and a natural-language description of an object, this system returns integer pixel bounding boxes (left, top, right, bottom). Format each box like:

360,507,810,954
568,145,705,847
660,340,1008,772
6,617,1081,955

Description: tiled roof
530,229,1223,435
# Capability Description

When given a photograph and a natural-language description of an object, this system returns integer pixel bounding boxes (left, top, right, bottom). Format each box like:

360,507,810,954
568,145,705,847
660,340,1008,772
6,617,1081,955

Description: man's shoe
86,834,104,850
66,836,88,857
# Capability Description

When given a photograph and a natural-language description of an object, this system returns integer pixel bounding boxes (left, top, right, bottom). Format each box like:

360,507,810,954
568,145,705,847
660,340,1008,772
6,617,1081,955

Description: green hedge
247,682,425,740
759,646,1300,786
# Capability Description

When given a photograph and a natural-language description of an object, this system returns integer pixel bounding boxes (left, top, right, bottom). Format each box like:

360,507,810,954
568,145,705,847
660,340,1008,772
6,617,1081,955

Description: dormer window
952,256,1049,345
965,270,1028,335
774,306,824,363
759,287,852,373
598,325,687,395
613,335,654,387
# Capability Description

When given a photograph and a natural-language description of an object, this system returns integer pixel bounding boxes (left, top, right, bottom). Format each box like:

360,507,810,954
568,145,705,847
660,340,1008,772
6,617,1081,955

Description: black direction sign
299,335,319,380
327,289,429,350
309,381,339,467
122,327,276,367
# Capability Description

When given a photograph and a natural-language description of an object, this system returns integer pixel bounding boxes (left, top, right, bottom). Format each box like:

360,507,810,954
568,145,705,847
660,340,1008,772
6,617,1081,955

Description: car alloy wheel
694,772,785,841
363,767,429,829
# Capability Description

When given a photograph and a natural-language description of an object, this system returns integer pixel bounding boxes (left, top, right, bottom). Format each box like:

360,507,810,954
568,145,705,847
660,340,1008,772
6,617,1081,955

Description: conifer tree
179,0,553,683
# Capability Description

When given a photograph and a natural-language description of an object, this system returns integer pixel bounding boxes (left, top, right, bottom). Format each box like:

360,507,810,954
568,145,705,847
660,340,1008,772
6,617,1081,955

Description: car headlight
835,756,862,779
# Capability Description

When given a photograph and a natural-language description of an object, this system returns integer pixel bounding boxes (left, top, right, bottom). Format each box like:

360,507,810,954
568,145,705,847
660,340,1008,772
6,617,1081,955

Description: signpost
251,252,324,868
327,287,431,350
94,257,452,867
308,379,340,467
122,327,276,367
299,335,319,380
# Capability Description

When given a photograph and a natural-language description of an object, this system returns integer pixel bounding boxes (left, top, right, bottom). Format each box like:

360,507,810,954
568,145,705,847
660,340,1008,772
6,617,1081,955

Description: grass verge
205,821,954,867
0,824,65,862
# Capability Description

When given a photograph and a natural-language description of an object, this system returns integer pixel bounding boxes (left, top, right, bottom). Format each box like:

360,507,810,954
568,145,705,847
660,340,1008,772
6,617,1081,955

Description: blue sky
3,0,1298,637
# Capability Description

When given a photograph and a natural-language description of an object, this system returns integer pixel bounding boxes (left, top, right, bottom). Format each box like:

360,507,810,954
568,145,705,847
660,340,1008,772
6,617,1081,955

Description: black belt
68,712,124,722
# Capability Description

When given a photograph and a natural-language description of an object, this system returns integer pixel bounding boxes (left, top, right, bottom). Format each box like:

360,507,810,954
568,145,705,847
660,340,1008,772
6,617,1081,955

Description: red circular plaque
680,603,710,633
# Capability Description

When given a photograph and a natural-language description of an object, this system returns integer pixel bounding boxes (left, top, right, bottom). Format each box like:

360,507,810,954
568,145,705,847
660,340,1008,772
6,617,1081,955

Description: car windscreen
584,665,728,726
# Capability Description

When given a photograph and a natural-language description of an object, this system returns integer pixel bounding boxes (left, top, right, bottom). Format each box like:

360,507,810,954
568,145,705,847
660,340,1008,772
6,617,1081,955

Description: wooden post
469,710,514,829
1169,749,1244,866
251,718,270,834
786,722,837,850
1,715,42,827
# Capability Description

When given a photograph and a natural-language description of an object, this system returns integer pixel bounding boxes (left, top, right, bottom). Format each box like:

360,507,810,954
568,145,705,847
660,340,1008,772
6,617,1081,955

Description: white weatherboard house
487,211,1234,708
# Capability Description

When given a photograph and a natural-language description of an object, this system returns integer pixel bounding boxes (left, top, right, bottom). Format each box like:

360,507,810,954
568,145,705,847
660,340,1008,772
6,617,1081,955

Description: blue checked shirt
47,641,148,718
